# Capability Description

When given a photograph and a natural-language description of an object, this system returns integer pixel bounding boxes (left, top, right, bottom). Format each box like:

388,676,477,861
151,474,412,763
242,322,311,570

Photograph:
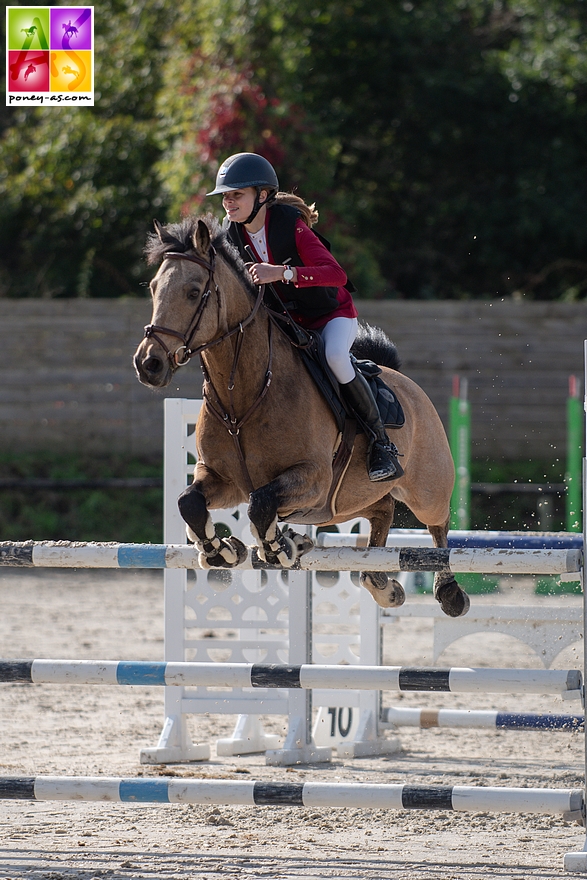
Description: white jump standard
0,776,582,818
0,659,581,695
0,541,581,575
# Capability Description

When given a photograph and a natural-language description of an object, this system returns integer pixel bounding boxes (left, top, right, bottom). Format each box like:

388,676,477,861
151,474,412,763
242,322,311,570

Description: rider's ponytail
274,192,319,228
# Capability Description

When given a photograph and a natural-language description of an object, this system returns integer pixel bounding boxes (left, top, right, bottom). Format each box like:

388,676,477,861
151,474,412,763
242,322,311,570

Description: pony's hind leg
178,479,248,569
428,519,470,617
360,494,405,608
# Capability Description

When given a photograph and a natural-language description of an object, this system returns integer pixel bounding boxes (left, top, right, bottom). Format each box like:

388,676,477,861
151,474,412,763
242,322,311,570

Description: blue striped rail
318,529,584,551
0,541,581,575
0,660,581,695
0,776,581,817
381,706,585,731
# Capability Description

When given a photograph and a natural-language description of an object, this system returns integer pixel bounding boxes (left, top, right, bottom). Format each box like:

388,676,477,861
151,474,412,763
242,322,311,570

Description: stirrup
368,441,404,482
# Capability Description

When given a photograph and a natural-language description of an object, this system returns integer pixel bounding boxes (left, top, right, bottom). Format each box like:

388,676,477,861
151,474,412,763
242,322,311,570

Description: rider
207,151,403,482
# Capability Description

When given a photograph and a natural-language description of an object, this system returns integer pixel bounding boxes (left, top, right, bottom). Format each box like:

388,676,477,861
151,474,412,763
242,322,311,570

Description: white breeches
320,317,358,384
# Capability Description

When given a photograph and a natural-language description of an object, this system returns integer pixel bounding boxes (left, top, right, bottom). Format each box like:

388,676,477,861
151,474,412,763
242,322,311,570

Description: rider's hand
248,263,294,285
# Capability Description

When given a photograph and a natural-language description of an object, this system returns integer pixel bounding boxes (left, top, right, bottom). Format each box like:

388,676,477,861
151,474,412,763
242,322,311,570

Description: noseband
143,249,264,368
143,250,217,368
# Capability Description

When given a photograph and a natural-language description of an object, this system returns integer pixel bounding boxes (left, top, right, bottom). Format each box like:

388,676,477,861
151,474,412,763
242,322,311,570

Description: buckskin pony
133,215,469,617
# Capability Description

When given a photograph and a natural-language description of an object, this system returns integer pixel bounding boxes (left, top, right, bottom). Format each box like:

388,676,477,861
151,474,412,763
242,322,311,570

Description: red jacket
243,210,358,330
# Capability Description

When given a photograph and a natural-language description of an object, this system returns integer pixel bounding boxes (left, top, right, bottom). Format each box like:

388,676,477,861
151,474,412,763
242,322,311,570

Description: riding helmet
206,153,279,195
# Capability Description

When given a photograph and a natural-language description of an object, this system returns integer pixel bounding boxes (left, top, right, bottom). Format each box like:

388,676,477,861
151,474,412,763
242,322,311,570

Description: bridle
142,247,272,493
143,249,264,368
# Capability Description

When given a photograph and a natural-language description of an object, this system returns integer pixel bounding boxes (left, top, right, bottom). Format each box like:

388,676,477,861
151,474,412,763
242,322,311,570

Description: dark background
1,0,586,302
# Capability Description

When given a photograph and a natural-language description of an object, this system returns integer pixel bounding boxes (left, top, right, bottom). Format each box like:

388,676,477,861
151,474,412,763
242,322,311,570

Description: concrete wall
360,299,586,461
0,300,202,457
0,299,585,460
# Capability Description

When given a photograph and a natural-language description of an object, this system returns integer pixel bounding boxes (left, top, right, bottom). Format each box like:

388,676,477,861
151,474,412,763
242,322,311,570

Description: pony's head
134,215,252,389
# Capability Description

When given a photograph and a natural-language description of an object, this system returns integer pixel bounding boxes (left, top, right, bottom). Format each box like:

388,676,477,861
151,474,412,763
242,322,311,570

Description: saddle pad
299,341,405,431
353,357,405,428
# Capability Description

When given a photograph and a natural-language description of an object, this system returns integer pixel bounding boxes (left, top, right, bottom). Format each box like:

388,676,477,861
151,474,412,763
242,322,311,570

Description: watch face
283,267,294,280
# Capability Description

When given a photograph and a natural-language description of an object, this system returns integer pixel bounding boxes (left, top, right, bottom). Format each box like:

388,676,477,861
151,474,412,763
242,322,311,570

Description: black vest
225,204,353,321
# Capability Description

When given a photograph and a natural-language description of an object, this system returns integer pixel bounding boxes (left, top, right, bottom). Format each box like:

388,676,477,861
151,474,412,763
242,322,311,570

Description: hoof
435,578,470,617
197,536,248,569
361,572,406,608
260,534,297,567
282,527,314,556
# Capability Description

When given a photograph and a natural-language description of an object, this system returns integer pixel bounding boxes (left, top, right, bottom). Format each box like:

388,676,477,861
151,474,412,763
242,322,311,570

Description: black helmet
207,152,279,195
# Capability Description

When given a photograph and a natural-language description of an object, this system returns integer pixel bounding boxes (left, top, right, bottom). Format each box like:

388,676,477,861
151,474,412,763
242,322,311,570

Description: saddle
263,285,405,431
302,335,405,433
264,292,405,525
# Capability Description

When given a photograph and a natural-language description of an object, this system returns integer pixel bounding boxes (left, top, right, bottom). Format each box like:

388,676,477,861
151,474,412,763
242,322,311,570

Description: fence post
450,376,471,530
566,375,583,533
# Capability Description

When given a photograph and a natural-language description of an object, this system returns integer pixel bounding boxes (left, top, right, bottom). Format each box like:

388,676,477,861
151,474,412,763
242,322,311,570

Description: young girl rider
207,151,402,482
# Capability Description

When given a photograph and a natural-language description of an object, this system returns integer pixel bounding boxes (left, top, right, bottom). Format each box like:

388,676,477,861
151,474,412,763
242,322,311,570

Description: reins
201,321,274,495
143,247,271,493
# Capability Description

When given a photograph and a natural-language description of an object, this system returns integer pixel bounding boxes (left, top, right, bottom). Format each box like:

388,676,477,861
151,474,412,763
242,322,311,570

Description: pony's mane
145,214,258,297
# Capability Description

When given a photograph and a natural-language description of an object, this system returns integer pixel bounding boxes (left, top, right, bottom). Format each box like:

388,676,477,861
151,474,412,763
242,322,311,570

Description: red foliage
179,54,294,214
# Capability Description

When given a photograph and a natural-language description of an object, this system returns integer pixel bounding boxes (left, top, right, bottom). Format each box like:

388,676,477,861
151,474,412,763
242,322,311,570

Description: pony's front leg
178,476,248,570
248,468,316,567
428,519,470,617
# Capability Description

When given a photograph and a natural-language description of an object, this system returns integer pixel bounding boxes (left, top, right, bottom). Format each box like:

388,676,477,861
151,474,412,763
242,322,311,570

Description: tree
0,0,170,297
285,0,587,298
1,0,586,299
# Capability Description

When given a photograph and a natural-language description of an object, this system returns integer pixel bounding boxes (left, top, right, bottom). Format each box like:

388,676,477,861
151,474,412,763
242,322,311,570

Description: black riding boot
341,372,404,482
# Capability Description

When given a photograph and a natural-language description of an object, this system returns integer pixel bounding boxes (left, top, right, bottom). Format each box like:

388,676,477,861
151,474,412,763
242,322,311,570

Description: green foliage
470,457,565,483
470,456,567,531
0,0,170,298
1,0,586,299
287,0,587,299
395,457,568,531
0,453,162,542
0,488,162,543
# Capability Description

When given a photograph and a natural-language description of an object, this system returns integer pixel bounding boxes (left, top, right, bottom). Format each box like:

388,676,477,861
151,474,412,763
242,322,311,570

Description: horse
133,215,470,617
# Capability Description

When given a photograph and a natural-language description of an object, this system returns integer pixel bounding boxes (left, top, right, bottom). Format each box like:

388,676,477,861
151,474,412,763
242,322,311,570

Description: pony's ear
193,219,211,256
153,219,178,245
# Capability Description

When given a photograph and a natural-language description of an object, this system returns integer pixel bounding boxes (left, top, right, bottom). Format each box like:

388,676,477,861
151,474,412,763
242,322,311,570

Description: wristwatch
282,266,294,284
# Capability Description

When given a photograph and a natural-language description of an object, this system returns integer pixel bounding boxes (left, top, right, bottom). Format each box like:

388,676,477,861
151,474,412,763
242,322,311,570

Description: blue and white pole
0,776,581,817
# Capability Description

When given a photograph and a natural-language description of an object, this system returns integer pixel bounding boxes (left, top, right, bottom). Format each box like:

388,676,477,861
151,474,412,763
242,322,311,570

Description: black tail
351,321,402,372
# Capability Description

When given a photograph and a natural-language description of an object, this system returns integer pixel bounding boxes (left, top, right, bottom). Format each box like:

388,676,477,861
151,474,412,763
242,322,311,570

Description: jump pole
317,530,584,551
565,343,587,873
567,375,583,533
448,373,582,533
0,542,580,575
0,659,581,695
0,776,581,817
449,375,471,530
381,706,584,731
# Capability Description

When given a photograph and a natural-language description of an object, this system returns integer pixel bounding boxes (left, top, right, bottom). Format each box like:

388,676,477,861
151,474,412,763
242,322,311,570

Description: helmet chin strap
240,188,276,226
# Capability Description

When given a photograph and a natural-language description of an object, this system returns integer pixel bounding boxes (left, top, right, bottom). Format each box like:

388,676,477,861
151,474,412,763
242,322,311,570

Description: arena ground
0,568,584,879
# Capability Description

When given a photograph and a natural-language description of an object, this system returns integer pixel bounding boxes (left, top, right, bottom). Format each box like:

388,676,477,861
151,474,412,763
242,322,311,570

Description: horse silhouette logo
24,64,36,81
21,25,37,38
62,21,79,39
